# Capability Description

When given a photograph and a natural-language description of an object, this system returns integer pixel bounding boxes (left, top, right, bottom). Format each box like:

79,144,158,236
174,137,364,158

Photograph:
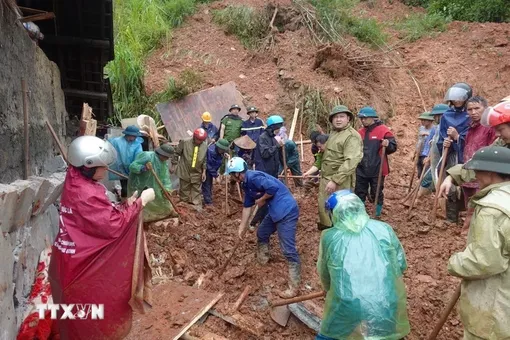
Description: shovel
269,291,325,326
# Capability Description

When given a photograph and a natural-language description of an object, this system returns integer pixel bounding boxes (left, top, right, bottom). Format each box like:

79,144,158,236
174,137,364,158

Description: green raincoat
220,114,243,143
317,193,410,339
319,127,363,227
447,182,510,340
128,151,176,222
173,138,207,204
447,138,508,185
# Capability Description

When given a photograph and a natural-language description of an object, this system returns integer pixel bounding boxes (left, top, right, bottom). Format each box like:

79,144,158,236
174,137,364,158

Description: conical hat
234,135,256,150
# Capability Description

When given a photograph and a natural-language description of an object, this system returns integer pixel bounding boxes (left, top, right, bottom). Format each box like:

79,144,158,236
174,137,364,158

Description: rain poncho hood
317,193,410,339
108,136,143,180
128,151,176,222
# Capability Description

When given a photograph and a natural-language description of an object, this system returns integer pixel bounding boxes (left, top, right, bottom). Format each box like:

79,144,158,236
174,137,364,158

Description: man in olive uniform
219,104,244,145
318,105,363,230
173,128,208,205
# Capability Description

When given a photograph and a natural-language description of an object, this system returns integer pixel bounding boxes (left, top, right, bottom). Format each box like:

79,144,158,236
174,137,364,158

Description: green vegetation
400,0,510,23
160,69,204,101
396,12,450,42
106,0,207,125
212,5,270,49
310,0,387,48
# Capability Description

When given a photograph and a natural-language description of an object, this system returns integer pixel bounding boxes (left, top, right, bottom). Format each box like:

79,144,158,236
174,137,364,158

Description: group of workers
45,84,510,340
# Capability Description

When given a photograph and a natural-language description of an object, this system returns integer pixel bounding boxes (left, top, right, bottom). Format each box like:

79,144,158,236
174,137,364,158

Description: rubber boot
446,186,460,223
278,262,301,298
375,204,383,217
257,243,270,265
317,222,331,231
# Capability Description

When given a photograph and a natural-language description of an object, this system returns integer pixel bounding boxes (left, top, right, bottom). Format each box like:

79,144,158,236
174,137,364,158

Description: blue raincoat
205,144,224,177
317,193,410,339
241,118,265,142
108,136,143,180
200,122,219,141
437,107,470,163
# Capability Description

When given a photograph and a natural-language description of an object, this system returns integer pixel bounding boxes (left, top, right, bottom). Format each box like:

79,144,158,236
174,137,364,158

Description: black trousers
120,179,128,198
355,175,385,205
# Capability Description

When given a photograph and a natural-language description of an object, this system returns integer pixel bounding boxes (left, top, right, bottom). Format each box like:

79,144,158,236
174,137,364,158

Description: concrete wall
0,8,70,340
0,9,67,183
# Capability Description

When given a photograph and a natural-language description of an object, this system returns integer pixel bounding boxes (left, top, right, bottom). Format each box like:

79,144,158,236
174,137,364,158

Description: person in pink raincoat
49,136,155,340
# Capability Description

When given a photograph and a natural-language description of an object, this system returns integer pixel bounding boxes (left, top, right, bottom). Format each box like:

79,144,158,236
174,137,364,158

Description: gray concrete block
11,181,36,232
42,155,67,176
28,177,50,216
41,172,66,212
0,233,16,340
0,184,18,234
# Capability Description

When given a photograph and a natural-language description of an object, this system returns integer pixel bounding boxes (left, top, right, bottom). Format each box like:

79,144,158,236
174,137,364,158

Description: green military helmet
215,138,231,151
155,143,175,158
329,105,353,122
418,111,434,121
431,104,449,116
463,146,510,175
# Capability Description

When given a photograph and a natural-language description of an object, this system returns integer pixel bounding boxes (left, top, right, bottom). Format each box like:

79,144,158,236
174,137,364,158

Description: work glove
140,188,156,206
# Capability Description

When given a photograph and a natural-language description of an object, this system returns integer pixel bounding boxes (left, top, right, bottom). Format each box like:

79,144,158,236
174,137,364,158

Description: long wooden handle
146,162,179,213
373,145,387,214
406,164,430,219
408,149,419,193
271,291,326,307
430,145,450,223
218,206,258,276
427,283,461,340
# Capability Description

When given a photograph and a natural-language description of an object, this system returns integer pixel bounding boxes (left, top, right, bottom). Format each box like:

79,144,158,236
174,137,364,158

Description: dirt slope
141,1,510,339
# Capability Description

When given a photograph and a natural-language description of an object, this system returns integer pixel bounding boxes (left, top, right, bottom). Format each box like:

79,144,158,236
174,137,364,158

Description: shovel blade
270,305,291,327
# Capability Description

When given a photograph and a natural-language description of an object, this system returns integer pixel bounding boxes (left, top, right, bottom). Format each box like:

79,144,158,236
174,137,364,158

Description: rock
12,181,36,232
238,74,246,79
230,47,236,51
416,274,437,286
0,233,16,339
40,172,66,213
264,94,275,101
193,234,201,241
28,177,50,216
334,87,341,93
184,271,198,284
278,69,285,76
0,184,18,233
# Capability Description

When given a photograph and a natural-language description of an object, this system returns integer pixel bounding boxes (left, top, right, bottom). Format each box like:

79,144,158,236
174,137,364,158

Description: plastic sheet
317,193,410,339
107,136,143,180
128,151,176,222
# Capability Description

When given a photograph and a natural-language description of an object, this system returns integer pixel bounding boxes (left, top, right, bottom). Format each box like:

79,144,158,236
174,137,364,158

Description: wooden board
288,107,299,141
126,282,223,340
157,82,245,142
79,103,97,136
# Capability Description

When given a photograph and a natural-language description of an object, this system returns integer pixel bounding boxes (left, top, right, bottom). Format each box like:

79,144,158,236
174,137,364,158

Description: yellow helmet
201,111,212,122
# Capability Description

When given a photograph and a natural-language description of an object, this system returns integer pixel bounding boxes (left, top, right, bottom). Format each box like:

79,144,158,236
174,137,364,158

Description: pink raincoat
49,167,141,340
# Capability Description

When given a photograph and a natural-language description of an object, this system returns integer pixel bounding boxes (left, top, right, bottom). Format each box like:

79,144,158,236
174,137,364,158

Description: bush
310,0,387,48
212,5,269,48
160,69,204,101
106,0,202,124
400,0,430,6
396,12,450,42
428,0,510,22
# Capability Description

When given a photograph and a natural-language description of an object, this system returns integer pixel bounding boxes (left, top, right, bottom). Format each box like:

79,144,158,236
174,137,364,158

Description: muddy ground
138,0,510,338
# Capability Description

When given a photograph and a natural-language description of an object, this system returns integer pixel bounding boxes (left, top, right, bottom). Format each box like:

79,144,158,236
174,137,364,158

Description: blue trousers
257,205,300,263
316,334,335,340
202,172,214,204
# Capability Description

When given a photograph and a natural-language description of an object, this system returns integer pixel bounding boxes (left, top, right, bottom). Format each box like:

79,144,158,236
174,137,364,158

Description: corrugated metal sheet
156,82,245,142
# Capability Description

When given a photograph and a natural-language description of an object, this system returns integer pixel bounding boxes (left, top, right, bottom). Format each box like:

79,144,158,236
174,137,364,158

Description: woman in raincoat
445,146,510,340
128,143,178,222
49,136,155,340
317,190,410,340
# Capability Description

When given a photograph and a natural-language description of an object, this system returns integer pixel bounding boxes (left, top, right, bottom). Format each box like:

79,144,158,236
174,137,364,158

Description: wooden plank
126,282,223,340
288,107,300,141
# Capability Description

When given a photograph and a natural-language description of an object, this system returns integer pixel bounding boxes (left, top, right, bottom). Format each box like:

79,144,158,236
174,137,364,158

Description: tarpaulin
49,166,142,340
157,81,245,142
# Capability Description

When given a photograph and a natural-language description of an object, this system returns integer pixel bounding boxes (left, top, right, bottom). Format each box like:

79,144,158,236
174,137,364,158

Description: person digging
440,146,510,340
318,105,363,230
316,190,410,340
107,125,144,198
354,106,397,218
172,128,208,207
226,157,301,298
202,138,230,205
128,143,178,222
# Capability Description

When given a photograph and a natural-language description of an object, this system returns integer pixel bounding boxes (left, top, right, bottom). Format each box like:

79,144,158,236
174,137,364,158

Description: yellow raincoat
448,182,510,339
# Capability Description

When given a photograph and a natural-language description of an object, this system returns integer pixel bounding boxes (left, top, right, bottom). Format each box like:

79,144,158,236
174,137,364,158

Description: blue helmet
358,106,378,118
266,115,284,127
431,103,449,116
325,189,352,216
225,157,248,175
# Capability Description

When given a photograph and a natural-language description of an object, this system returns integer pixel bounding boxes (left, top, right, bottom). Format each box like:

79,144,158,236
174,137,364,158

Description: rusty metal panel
156,81,246,142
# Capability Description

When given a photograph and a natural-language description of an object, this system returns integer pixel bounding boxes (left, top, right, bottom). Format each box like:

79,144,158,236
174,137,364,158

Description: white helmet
68,136,117,168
